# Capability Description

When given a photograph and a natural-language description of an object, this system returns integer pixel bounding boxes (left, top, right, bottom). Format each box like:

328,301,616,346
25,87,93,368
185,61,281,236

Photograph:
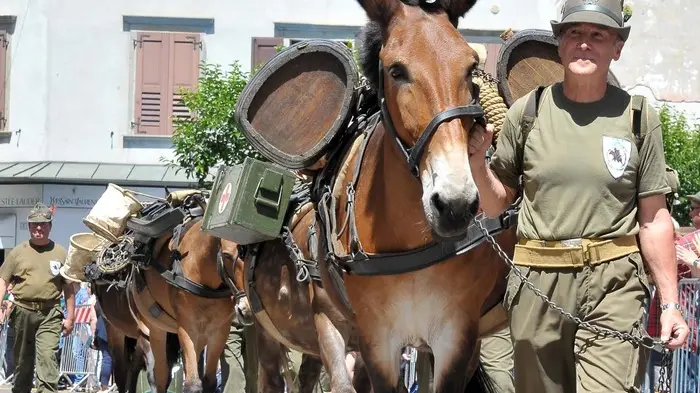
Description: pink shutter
251,37,283,70
167,33,201,134
484,43,502,77
134,32,169,135
0,31,7,130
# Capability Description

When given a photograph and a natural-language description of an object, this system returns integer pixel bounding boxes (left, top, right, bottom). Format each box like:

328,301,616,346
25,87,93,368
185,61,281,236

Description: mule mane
357,0,476,91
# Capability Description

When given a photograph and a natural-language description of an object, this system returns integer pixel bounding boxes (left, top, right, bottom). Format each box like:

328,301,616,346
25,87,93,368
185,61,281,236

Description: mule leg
132,337,157,393
202,324,230,393
149,331,174,393
357,336,402,393
178,326,204,393
298,355,323,393
257,327,286,393
314,312,356,393
431,331,488,393
106,330,128,393
351,354,373,393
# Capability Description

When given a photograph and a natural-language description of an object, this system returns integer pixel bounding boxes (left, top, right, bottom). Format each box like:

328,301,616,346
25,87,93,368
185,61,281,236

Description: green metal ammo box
202,157,297,245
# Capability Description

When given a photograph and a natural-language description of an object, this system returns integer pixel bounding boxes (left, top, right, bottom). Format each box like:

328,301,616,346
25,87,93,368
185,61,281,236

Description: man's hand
676,244,698,267
660,308,689,350
468,123,494,160
62,318,74,336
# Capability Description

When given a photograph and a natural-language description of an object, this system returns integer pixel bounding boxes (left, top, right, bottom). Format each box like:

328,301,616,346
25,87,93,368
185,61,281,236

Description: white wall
0,0,696,170
0,183,187,252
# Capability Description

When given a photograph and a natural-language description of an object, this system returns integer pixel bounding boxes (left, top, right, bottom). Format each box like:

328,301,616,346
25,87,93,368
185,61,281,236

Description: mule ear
443,0,478,25
356,0,401,25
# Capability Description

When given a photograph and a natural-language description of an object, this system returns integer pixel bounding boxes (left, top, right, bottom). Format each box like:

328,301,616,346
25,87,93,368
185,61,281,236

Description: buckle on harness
499,207,518,229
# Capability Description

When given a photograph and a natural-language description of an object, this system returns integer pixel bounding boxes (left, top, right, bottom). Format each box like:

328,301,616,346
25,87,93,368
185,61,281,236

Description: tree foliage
168,41,361,188
167,61,262,187
659,105,700,226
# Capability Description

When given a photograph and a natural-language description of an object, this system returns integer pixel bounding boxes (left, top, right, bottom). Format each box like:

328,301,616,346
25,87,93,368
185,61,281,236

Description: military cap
27,203,53,223
551,0,631,42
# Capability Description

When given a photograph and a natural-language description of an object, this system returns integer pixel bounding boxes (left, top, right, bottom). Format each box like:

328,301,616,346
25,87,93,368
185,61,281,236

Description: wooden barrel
496,29,620,107
235,39,359,170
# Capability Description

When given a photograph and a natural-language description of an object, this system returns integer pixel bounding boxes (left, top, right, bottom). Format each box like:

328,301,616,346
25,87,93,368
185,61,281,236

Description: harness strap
341,211,517,275
244,244,308,354
155,215,232,299
153,257,231,299
216,250,246,300
128,267,179,333
315,107,519,276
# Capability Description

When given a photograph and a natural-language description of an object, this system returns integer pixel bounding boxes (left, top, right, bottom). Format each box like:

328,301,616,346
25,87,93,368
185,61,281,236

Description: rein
314,71,519,277
377,60,486,177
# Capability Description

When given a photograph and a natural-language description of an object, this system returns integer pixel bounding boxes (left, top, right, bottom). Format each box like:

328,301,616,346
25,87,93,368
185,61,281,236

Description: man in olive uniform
468,0,689,392
0,203,76,393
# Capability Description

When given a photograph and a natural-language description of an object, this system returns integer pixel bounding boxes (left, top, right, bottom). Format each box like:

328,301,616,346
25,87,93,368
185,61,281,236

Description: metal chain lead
474,215,675,393
473,215,669,350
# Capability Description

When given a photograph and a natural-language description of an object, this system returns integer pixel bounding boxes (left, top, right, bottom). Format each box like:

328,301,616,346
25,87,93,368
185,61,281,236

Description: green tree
659,104,700,226
166,61,262,187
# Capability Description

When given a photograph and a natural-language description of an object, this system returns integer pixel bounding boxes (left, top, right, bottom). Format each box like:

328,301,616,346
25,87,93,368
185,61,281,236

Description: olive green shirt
0,240,67,302
490,83,671,241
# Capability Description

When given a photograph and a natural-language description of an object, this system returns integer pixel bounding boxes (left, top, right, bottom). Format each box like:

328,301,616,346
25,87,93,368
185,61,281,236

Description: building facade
0,0,696,251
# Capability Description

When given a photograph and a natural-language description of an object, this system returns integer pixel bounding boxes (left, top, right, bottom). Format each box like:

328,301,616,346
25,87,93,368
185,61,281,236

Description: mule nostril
431,192,447,214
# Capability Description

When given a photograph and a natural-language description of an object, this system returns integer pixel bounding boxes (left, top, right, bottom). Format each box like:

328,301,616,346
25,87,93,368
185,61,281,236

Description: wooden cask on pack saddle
234,39,361,171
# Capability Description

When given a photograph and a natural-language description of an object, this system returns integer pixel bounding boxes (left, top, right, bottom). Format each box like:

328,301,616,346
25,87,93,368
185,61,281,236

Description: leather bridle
377,60,486,178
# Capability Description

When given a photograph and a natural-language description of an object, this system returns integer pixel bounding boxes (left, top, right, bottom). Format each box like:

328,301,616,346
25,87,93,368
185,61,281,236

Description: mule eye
388,63,409,82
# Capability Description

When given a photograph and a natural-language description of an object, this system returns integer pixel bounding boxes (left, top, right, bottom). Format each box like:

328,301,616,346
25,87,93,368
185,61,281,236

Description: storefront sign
0,185,43,208
43,184,106,209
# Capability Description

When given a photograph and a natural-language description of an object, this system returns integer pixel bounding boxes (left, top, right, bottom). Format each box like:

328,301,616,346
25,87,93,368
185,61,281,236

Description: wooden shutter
168,33,201,134
251,37,283,70
0,31,7,130
134,32,169,135
484,43,502,77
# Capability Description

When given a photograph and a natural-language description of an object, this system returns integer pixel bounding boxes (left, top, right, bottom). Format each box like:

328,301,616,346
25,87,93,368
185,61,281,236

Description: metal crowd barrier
0,317,12,384
670,278,700,393
59,308,101,392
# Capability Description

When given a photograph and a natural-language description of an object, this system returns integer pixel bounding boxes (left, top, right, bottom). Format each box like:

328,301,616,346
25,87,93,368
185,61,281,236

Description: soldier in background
0,203,76,393
220,323,258,393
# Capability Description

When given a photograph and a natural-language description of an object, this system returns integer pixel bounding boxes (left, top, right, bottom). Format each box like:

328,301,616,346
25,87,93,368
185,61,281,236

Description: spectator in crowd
92,302,113,393
0,203,76,393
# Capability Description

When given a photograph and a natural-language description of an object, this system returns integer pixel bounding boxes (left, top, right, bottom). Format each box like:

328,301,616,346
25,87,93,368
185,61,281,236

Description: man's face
558,23,624,77
29,222,51,242
690,202,700,229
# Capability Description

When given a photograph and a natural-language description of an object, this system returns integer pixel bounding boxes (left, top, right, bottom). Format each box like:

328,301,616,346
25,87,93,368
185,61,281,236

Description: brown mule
308,1,517,392
127,213,242,393
233,203,365,393
93,282,158,393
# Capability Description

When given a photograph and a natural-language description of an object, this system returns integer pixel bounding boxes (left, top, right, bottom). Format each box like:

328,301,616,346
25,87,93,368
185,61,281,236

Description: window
0,30,7,130
133,31,201,135
250,37,356,71
251,37,283,71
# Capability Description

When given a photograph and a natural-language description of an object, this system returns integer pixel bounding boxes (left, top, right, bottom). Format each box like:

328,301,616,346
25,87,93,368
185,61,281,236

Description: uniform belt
514,234,639,268
12,299,60,312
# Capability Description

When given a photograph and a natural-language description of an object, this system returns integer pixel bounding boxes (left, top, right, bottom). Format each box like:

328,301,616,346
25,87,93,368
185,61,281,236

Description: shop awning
0,161,218,188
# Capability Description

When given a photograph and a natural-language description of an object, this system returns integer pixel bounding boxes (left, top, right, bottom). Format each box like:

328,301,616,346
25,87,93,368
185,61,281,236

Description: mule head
219,239,255,327
357,0,483,238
